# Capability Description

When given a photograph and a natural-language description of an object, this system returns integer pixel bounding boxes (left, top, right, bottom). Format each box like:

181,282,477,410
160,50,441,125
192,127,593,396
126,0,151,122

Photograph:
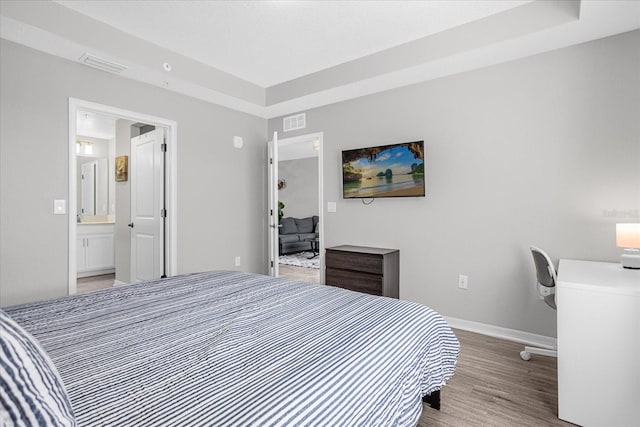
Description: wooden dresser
325,245,399,298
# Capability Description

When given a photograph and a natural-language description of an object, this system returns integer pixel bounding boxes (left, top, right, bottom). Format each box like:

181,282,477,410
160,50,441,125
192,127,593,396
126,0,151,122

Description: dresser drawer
325,250,383,275
326,268,383,296
324,245,399,299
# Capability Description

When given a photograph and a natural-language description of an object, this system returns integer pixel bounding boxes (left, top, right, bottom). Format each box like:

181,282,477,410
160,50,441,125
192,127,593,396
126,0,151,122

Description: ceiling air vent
283,113,306,132
78,53,127,74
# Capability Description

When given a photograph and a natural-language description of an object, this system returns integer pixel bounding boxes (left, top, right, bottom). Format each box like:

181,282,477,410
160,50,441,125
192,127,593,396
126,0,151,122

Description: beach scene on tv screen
343,142,424,198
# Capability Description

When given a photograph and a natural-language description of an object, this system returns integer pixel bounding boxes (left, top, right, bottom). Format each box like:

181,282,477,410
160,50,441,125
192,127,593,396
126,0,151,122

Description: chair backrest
530,246,557,289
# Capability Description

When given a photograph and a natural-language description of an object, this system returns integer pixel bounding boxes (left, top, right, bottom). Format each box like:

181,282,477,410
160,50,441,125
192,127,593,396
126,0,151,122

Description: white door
130,128,165,283
268,132,279,277
80,161,95,215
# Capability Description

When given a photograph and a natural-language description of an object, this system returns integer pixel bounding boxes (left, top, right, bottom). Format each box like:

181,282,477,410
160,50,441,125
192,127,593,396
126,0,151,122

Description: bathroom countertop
78,221,115,225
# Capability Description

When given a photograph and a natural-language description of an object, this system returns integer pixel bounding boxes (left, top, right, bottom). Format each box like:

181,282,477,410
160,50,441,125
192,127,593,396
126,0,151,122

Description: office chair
520,246,558,361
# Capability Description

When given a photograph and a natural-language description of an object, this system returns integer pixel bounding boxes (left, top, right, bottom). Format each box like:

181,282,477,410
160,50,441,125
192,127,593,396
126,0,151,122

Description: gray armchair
520,246,558,361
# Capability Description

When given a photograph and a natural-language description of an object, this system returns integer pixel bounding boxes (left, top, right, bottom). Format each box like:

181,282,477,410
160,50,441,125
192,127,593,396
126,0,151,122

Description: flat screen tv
342,140,425,199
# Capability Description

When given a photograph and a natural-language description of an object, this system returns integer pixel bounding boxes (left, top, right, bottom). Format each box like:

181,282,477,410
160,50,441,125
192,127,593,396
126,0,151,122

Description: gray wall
278,157,319,219
269,30,640,338
0,39,267,307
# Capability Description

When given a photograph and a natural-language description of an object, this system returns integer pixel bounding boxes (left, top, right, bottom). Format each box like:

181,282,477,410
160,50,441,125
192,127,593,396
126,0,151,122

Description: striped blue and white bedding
4,271,459,426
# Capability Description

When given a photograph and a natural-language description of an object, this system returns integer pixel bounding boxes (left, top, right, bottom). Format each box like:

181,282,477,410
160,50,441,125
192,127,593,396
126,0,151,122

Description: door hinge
161,208,167,218
270,209,273,216
270,260,274,268
269,158,273,165
161,143,167,152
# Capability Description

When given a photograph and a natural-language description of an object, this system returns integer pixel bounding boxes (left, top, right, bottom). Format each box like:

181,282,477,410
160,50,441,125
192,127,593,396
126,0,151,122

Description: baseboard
443,316,557,349
113,280,128,287
77,268,115,278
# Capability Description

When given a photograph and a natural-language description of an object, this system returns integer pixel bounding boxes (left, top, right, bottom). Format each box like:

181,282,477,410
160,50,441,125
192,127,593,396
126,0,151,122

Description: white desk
557,259,640,427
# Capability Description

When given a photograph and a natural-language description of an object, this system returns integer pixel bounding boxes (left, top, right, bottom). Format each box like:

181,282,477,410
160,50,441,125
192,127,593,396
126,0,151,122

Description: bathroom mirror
76,111,117,223
77,137,113,221
79,157,108,215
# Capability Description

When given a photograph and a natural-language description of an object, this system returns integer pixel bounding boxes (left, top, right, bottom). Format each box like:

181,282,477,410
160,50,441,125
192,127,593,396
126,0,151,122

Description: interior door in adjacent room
130,128,165,283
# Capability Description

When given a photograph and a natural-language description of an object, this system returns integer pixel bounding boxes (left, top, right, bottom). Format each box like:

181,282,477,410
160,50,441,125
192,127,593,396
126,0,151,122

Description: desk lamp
616,223,640,269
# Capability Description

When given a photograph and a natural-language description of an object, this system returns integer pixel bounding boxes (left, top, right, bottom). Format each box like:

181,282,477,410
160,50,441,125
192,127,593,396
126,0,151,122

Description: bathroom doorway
68,98,177,295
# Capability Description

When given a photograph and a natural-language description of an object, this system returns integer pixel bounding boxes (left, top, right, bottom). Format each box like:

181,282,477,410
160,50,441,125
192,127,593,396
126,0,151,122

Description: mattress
5,271,459,426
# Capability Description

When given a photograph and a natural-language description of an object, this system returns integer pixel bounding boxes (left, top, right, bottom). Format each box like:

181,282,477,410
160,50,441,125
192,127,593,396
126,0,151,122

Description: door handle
128,223,134,228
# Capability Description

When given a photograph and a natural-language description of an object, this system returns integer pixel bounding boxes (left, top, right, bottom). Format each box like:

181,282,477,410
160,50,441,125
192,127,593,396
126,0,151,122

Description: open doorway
74,113,161,292
68,98,177,296
276,133,324,284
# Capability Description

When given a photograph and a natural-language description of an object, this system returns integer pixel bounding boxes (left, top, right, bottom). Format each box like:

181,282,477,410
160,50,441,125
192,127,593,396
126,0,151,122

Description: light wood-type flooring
279,264,320,283
77,273,115,294
419,329,572,427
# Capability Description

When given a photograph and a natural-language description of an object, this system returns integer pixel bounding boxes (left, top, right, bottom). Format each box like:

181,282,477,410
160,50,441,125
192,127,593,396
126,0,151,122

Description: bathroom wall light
76,141,94,155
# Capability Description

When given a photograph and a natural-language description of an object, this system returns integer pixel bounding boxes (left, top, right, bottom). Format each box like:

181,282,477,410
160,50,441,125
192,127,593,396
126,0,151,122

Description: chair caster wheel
520,351,531,361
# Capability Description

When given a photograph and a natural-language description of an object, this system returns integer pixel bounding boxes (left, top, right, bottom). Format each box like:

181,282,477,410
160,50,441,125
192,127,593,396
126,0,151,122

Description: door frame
268,133,279,277
274,132,325,283
68,98,178,295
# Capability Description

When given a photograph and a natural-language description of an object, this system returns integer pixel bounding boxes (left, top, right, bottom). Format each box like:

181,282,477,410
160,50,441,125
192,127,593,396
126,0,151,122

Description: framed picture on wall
115,155,128,182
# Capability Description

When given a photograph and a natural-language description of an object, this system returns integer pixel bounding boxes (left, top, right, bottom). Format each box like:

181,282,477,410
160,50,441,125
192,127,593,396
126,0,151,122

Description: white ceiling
279,136,320,162
54,0,529,87
1,1,639,118
76,111,116,140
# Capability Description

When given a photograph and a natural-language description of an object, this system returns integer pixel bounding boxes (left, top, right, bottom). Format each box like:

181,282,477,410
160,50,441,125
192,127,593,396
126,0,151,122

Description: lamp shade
616,223,640,248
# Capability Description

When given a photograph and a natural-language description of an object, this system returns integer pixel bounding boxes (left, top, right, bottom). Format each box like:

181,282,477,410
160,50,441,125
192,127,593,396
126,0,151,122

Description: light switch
233,136,243,149
54,199,66,215
327,202,336,213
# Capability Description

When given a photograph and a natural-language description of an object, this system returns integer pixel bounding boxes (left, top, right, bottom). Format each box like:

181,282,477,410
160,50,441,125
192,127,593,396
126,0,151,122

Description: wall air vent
78,54,127,74
283,113,306,132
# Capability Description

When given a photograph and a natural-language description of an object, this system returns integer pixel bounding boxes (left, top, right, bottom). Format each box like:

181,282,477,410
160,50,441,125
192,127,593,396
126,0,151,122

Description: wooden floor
419,329,573,427
278,264,320,283
77,273,115,294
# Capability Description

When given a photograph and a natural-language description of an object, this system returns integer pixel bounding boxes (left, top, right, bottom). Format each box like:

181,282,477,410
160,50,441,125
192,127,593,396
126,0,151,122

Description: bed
1,271,459,426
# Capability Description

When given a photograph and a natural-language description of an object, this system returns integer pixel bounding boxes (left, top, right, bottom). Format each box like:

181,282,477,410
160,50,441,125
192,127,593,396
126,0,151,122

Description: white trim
444,316,557,350
68,98,178,296
113,280,129,287
275,132,324,282
68,103,78,295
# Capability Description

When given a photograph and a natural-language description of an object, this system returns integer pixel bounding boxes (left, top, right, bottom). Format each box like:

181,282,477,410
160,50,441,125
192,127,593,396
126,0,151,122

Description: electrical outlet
235,256,241,267
458,274,468,290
